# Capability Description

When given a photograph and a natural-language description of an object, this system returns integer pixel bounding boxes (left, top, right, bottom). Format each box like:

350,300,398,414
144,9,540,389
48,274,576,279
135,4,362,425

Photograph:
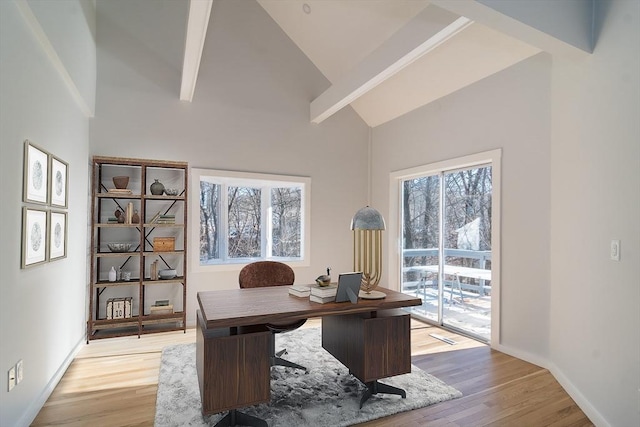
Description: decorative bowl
164,188,179,196
112,176,129,189
158,269,177,279
107,243,132,252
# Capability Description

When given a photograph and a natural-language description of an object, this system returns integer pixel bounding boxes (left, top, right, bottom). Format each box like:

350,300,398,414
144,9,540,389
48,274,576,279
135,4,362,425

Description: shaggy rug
155,327,461,427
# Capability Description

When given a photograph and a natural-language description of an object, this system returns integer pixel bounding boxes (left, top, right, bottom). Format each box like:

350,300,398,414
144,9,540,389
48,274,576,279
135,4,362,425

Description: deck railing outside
402,248,492,296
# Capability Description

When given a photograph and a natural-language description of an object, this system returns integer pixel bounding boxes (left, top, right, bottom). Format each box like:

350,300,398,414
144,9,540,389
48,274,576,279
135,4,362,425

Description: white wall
0,1,94,426
371,1,640,425
549,1,640,426
371,53,552,359
90,0,370,327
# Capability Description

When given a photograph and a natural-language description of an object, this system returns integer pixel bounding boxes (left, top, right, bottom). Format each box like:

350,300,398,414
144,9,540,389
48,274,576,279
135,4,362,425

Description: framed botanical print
22,206,48,268
48,210,67,261
49,155,68,208
23,140,49,205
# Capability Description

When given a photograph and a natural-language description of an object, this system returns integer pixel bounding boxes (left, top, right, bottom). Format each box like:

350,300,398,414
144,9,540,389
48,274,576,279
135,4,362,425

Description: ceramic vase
150,179,165,195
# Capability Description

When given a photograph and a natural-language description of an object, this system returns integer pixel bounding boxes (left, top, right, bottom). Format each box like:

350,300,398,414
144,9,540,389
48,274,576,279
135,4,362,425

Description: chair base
214,409,267,427
272,355,308,373
359,380,406,409
270,334,308,373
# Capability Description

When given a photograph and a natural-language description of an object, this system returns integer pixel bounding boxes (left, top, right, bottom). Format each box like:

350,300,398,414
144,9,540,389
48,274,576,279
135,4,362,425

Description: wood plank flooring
31,319,593,426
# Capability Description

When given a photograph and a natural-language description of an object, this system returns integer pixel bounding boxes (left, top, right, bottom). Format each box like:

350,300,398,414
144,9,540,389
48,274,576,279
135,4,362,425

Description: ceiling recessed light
302,3,311,14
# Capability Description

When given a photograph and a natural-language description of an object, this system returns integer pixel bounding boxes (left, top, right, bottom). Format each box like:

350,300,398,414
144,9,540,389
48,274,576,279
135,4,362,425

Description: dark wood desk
196,286,421,426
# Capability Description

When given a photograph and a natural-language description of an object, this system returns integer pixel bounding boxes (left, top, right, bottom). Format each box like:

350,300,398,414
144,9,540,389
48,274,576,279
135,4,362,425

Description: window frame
190,168,311,272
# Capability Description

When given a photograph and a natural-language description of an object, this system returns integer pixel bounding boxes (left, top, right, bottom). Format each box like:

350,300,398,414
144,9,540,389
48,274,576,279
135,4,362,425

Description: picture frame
48,210,67,261
49,155,68,208
22,206,48,268
23,140,49,205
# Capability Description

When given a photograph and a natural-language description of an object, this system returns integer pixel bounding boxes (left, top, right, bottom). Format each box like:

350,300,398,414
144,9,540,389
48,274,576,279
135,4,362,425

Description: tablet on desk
335,272,363,304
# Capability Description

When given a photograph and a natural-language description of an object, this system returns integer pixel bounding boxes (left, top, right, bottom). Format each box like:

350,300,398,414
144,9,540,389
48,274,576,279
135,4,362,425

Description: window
192,169,310,269
389,149,501,344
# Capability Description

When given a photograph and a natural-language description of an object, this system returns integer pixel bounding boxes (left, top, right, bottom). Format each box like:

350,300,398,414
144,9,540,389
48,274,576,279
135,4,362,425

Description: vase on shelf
108,266,117,282
150,179,165,195
132,210,140,224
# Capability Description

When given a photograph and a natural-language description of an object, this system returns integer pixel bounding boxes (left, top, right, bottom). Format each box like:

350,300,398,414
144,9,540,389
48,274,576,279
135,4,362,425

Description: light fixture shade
350,206,386,230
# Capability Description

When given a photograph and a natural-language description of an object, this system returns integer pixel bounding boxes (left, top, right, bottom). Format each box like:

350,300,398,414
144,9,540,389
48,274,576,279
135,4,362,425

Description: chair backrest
238,261,295,289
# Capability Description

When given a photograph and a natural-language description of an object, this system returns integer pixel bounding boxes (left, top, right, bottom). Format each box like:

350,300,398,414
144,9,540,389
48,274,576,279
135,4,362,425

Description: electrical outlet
8,366,16,391
16,360,23,384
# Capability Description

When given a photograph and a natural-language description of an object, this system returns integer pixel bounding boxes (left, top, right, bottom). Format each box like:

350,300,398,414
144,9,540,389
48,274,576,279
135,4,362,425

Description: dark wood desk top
197,286,421,330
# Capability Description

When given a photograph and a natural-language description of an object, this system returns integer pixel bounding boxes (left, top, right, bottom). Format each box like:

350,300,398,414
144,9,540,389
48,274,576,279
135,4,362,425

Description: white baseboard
546,362,610,427
17,335,85,427
493,343,609,427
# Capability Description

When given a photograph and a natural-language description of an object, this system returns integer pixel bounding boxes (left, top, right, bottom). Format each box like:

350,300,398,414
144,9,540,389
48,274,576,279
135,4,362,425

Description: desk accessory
335,272,363,303
289,284,311,297
309,294,336,304
351,206,386,298
315,266,332,286
310,283,337,297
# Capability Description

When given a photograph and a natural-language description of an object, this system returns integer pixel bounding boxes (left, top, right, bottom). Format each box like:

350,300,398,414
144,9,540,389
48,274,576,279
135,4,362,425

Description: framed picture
49,155,68,208
23,140,49,205
22,207,48,268
48,210,67,261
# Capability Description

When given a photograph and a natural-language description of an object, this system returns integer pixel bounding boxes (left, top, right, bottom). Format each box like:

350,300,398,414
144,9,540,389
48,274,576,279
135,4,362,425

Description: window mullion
263,186,271,258
220,182,229,262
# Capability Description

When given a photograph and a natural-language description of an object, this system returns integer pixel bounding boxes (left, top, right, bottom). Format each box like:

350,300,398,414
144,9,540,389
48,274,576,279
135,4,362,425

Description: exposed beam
310,5,471,125
431,0,593,57
180,0,213,102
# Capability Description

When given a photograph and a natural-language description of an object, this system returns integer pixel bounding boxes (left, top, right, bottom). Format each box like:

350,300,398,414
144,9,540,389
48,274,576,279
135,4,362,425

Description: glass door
401,165,493,342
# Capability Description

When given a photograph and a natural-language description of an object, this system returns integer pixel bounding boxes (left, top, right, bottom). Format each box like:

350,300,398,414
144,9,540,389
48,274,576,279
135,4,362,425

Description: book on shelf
289,284,311,297
148,211,161,224
309,294,336,304
310,284,338,297
150,304,173,315
107,189,132,194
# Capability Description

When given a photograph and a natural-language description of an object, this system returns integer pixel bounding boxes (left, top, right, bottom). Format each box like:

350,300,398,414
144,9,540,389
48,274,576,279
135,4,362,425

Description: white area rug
155,327,461,426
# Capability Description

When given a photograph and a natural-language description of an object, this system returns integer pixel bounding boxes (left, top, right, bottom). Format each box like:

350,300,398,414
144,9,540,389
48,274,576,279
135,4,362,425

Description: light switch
610,240,620,261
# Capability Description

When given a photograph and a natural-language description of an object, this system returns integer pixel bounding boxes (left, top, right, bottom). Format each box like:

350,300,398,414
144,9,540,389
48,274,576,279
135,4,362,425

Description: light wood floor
32,319,593,427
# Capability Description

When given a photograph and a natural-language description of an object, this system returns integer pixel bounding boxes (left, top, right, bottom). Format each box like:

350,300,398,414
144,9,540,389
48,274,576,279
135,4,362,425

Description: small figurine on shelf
115,209,125,223
132,209,140,224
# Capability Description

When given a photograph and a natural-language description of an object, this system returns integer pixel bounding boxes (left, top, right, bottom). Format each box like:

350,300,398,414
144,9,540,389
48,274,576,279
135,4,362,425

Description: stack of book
150,299,173,315
288,284,311,298
309,284,338,304
107,188,132,195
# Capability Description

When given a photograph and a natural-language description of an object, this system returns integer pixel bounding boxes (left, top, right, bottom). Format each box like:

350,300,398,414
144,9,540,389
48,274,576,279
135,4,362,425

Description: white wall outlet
8,366,16,391
16,360,23,384
610,239,621,261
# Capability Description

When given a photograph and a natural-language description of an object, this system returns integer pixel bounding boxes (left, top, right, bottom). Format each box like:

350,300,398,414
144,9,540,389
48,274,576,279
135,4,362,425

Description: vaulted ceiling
180,0,592,128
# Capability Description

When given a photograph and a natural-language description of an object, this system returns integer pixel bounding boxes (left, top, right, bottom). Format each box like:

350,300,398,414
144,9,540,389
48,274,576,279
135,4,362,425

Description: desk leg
359,380,406,409
214,409,267,427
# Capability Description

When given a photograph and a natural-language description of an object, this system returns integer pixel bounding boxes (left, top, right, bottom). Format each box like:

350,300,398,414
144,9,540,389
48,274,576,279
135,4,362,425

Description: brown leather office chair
239,261,308,373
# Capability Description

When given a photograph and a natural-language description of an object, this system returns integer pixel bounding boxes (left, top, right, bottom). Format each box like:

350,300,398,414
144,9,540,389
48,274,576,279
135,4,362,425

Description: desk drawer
196,311,271,415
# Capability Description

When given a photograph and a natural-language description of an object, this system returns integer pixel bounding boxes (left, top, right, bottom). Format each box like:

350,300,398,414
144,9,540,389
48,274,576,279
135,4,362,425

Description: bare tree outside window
227,186,261,258
197,171,307,265
402,166,492,277
272,187,301,257
200,181,219,262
